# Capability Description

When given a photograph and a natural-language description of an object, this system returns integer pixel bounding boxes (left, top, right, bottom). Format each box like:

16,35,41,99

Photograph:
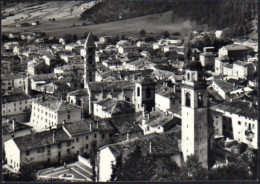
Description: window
47,145,51,149
245,122,247,126
238,121,241,125
67,149,70,154
187,73,190,80
67,142,70,147
58,143,61,149
76,138,79,142
94,134,97,138
252,124,255,129
137,87,140,97
198,92,203,107
102,134,105,139
3,110,5,114
86,135,88,140
68,114,70,120
185,92,191,107
86,144,88,149
26,150,30,156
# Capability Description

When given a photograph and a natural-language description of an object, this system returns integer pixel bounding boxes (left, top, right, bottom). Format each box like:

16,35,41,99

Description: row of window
238,121,255,129
2,106,28,114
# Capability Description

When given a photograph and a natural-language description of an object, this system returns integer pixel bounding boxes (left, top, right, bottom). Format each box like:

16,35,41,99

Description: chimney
6,118,10,123
127,132,129,141
149,141,152,154
96,121,99,129
12,120,15,131
146,113,150,120
90,123,92,132
62,120,66,125
152,107,154,111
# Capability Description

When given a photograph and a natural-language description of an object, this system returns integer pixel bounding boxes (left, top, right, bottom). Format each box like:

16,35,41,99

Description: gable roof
107,131,181,158
107,112,143,135
33,95,81,112
88,81,136,92
2,121,32,135
63,119,115,136
211,100,258,119
96,98,135,115
13,129,71,151
213,79,237,93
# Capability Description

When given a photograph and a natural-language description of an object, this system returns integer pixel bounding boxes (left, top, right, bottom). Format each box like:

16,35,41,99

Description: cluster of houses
2,30,258,181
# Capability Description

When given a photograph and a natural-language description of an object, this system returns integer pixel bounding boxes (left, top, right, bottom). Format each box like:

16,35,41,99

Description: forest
80,0,257,38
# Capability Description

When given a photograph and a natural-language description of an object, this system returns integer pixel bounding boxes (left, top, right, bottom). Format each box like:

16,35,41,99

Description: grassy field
2,10,199,38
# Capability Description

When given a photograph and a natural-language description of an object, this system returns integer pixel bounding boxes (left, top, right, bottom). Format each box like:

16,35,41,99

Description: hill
80,0,258,38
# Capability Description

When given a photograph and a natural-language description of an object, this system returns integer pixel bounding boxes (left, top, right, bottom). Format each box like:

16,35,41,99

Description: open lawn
2,9,200,38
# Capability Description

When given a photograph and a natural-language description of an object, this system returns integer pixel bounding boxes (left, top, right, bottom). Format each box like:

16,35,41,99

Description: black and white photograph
1,0,259,182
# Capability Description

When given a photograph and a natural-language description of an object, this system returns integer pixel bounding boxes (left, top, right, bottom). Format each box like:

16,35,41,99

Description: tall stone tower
84,32,96,88
181,61,208,169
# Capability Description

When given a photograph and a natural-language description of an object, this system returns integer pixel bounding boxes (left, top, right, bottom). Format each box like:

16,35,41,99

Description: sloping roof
63,119,114,136
85,33,95,47
33,95,81,112
96,98,135,115
233,60,252,67
223,44,250,51
211,100,258,119
146,110,175,127
3,89,31,103
88,81,136,92
156,86,180,99
67,89,89,97
31,73,57,82
107,131,181,158
13,129,71,151
107,112,143,134
2,121,32,135
213,79,237,93
2,73,25,80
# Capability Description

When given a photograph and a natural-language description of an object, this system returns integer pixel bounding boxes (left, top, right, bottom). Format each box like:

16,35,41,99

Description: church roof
85,33,95,47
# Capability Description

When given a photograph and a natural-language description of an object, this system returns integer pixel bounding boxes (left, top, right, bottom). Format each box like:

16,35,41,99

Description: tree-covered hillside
80,0,257,38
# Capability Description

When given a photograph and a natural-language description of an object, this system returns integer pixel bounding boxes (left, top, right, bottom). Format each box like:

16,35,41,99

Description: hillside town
2,29,258,181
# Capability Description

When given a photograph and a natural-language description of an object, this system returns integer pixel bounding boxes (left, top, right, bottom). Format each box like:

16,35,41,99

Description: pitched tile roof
33,95,81,112
146,110,175,127
156,86,180,99
213,79,237,93
233,60,253,67
13,129,71,151
88,81,136,92
67,89,89,97
3,89,31,103
223,44,250,51
107,131,181,158
2,121,32,135
106,112,143,134
211,99,258,119
31,73,57,82
63,119,114,136
96,98,135,115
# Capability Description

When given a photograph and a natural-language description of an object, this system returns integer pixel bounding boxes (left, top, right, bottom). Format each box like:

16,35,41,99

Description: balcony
245,128,254,141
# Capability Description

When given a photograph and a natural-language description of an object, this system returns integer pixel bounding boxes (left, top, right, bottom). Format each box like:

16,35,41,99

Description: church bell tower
181,61,208,169
84,32,96,88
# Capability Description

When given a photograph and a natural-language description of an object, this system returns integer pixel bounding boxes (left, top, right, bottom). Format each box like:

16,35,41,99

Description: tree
18,160,37,181
178,155,208,181
90,140,98,181
110,154,123,181
139,29,146,37
163,31,170,38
